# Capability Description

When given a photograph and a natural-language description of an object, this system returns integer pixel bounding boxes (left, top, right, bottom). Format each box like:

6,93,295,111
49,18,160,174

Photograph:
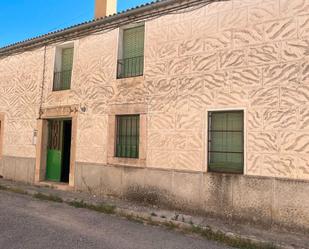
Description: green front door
46,120,63,181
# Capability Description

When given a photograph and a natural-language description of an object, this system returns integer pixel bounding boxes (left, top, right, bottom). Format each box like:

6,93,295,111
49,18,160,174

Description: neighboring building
0,0,309,232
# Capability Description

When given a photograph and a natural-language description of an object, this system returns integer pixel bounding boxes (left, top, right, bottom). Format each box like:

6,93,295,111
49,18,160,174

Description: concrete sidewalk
0,179,307,249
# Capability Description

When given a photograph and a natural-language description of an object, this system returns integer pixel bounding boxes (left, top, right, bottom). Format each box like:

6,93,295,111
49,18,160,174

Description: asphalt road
0,190,232,249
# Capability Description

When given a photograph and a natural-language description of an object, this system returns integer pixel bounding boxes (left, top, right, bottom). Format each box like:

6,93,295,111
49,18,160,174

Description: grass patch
122,213,144,224
68,200,116,214
33,193,63,203
185,225,277,249
0,185,27,195
163,221,180,230
8,187,27,195
67,200,88,208
0,184,8,191
145,217,159,226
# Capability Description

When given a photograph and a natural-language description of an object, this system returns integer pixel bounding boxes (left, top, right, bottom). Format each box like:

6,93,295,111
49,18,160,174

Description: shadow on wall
125,185,175,207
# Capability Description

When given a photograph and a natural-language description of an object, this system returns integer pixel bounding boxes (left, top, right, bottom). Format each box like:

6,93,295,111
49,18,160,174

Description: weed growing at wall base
68,200,116,214
0,184,26,195
186,225,277,249
33,193,63,203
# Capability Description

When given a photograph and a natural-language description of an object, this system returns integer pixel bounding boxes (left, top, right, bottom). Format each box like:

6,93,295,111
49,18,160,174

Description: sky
0,0,152,48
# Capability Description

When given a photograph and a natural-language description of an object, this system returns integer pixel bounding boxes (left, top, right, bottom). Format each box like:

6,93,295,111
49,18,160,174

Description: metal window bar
48,120,62,150
117,56,144,79
53,69,72,91
115,115,140,158
208,111,244,174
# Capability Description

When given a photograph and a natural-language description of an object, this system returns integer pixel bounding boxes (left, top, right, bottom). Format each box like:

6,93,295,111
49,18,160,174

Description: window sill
52,88,71,92
207,170,244,175
116,75,144,81
107,156,146,167
50,89,72,94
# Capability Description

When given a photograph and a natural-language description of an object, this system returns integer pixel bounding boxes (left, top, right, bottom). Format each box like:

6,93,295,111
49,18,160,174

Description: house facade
0,0,309,232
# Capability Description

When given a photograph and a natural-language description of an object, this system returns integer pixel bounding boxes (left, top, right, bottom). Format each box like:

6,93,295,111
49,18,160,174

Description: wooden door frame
35,105,78,187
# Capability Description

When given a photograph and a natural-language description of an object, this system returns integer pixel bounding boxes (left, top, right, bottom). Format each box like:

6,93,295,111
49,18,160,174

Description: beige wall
0,0,309,182
146,0,309,180
0,50,43,159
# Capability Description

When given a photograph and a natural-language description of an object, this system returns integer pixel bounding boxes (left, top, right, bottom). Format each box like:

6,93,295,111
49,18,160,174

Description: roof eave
0,0,175,56
0,0,224,57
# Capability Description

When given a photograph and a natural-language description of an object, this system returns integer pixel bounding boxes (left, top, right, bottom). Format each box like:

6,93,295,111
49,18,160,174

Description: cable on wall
38,45,47,120
0,0,228,58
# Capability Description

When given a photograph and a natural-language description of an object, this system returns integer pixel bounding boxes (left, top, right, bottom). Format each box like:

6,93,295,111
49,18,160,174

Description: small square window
115,115,140,158
208,111,244,174
117,25,145,79
53,46,74,91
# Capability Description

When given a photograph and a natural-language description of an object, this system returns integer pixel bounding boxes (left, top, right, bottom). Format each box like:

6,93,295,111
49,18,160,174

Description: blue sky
0,0,151,48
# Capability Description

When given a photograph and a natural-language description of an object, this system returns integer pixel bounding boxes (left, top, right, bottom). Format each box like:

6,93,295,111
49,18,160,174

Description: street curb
0,182,297,249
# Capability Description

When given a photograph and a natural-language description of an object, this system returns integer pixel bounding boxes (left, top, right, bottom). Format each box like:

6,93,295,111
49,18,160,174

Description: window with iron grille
208,111,244,174
115,115,140,158
53,47,74,91
117,25,144,79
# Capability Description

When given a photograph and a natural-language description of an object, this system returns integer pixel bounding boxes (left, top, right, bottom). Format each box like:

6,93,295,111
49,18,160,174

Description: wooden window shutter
61,48,74,72
123,25,145,59
53,47,74,91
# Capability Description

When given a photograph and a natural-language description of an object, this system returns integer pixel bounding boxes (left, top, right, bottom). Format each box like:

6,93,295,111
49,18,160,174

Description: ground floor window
208,110,244,174
115,115,140,158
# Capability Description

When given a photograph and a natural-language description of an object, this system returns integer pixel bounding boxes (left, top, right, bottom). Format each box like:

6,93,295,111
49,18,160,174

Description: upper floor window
53,46,74,91
117,25,145,79
208,110,244,174
115,115,140,158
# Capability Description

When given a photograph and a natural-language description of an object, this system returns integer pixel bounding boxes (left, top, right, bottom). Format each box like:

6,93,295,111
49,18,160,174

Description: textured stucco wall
144,0,309,180
0,50,43,159
1,0,309,231
0,0,309,180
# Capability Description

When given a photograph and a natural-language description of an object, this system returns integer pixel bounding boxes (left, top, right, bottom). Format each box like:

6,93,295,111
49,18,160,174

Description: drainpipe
38,46,47,120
